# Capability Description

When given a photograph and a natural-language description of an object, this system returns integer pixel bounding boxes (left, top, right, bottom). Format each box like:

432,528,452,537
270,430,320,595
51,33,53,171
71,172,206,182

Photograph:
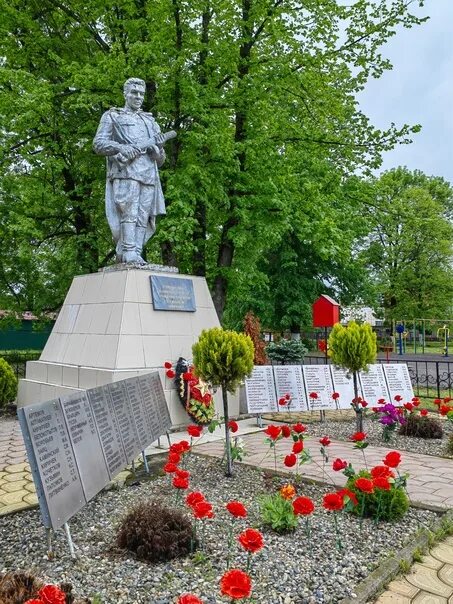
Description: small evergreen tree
0,358,18,408
266,339,307,365
243,312,267,365
328,321,377,431
192,328,254,476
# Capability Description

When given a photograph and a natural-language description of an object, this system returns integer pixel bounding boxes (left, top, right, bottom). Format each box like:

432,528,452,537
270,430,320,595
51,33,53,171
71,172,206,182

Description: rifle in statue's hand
114,129,177,165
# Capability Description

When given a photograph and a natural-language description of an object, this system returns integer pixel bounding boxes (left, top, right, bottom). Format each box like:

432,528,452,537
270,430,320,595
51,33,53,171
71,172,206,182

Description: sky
358,0,453,184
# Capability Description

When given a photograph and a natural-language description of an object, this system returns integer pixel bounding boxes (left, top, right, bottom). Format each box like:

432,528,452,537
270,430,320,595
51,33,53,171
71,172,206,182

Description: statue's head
123,77,146,112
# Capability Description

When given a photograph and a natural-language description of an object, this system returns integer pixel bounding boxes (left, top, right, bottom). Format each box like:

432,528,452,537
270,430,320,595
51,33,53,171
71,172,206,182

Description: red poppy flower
350,432,367,442
228,420,239,433
220,569,252,599
383,451,401,468
319,436,331,447
202,392,212,404
187,425,203,438
292,441,304,454
285,393,291,400
168,451,181,464
440,405,452,416
337,487,358,506
412,397,421,406
166,369,176,378
355,477,374,494
163,462,178,474
238,528,264,553
444,397,452,403
332,458,347,472
38,585,66,604
173,476,189,489
278,397,287,406
284,453,297,467
370,465,394,479
404,403,414,412
352,397,362,405
377,398,386,404
433,398,442,406
186,491,205,507
164,361,173,369
292,423,307,434
373,477,391,491
394,394,403,402
177,594,204,604
332,392,340,400
193,500,214,519
182,371,193,381
281,425,291,438
265,425,282,440
226,501,247,518
292,496,314,516
322,493,344,511
175,469,190,480
178,440,191,452
361,400,368,407
420,409,428,417
309,392,318,399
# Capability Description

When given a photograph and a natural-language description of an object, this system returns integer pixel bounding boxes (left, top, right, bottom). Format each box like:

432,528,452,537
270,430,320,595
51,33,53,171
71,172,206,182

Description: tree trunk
222,384,233,477
352,371,363,432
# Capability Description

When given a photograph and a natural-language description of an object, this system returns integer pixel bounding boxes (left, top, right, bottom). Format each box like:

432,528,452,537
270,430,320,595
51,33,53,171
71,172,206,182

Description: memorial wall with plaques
18,371,171,530
244,364,414,413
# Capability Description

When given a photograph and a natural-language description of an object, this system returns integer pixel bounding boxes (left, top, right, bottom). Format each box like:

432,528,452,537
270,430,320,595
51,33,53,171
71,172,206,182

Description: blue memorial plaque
150,275,196,312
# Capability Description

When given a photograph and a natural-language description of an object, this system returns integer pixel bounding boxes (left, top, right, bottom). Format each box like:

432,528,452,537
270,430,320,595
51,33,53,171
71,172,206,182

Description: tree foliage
358,168,453,321
0,0,427,322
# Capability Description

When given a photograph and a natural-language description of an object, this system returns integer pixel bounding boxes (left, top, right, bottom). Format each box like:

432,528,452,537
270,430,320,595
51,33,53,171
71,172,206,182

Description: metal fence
0,351,41,379
303,355,453,400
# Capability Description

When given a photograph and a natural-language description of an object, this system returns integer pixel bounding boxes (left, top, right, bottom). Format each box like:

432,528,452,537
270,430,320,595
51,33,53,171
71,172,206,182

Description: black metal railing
0,351,41,379
303,355,453,399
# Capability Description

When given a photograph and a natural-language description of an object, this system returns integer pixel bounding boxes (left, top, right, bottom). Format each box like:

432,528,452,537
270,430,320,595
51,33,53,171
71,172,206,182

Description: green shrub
266,339,307,365
258,493,298,533
0,358,18,408
116,500,195,562
399,413,443,439
346,470,409,521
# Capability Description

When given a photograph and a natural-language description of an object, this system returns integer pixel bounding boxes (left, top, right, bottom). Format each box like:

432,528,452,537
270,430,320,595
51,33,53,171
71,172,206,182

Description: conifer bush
192,328,254,476
0,358,18,408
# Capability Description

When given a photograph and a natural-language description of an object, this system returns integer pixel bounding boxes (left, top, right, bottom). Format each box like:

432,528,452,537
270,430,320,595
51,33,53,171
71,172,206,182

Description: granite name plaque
108,381,140,463
138,373,172,442
273,366,307,411
244,366,277,414
150,275,196,312
123,377,151,451
87,386,127,479
330,367,355,410
19,400,86,529
359,364,391,406
302,365,335,410
60,392,109,501
382,364,414,404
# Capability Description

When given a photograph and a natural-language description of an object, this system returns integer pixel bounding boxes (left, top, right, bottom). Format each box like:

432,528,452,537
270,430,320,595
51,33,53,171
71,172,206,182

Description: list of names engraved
302,365,335,409
382,364,414,404
244,366,277,414
108,381,140,463
23,400,85,529
359,365,391,405
330,367,355,409
273,366,307,411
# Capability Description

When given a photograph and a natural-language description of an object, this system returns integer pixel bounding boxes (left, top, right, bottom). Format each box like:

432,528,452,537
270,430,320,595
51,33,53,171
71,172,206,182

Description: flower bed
0,455,439,603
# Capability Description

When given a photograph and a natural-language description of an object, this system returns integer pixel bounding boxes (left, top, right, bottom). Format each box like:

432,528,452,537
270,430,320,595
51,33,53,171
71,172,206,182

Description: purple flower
380,416,396,426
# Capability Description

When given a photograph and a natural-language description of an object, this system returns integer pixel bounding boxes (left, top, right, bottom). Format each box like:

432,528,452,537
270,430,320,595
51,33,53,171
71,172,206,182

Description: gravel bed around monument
286,416,453,458
0,455,440,604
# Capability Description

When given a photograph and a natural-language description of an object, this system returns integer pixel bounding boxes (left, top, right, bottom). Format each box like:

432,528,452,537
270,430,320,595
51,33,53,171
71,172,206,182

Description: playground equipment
392,319,453,355
437,324,450,357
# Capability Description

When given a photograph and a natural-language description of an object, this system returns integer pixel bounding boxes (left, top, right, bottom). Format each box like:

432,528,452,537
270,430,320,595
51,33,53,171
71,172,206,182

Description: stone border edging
339,509,453,604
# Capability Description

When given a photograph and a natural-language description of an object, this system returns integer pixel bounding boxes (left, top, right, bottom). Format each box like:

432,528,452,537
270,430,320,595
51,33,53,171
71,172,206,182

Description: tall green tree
0,0,426,321
358,168,453,321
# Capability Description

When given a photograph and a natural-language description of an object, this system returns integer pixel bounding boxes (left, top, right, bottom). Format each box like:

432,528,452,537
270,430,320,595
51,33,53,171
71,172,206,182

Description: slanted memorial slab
18,371,171,531
359,364,391,406
302,365,335,410
383,364,414,403
273,365,308,411
244,366,277,414
329,366,355,409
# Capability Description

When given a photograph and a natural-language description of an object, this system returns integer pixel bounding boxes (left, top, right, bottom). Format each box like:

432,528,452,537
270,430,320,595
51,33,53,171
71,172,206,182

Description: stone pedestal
17,267,232,426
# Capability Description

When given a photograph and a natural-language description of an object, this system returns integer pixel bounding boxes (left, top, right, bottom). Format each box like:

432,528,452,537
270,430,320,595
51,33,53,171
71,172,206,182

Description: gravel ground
301,416,453,458
0,455,440,604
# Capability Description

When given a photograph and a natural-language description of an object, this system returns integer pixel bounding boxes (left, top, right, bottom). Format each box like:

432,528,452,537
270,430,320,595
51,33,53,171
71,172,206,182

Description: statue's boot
134,226,147,265
121,221,141,263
